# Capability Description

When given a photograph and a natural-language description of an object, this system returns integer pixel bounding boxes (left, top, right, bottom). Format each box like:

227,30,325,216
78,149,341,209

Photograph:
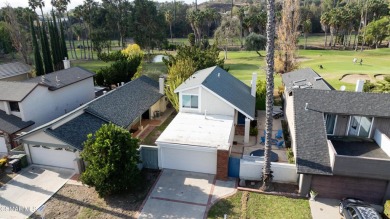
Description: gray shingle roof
24,67,94,90
292,89,390,175
0,62,32,80
45,112,107,150
86,76,163,128
175,66,255,119
0,110,34,134
282,68,334,92
0,81,38,101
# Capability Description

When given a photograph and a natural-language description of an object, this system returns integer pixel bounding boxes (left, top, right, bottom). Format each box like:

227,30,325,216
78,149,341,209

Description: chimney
63,57,70,69
355,79,364,92
251,72,257,97
159,76,165,95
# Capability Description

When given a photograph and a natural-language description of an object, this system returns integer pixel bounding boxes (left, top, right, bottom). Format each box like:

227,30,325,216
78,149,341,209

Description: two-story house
0,67,95,153
282,68,390,204
156,66,256,180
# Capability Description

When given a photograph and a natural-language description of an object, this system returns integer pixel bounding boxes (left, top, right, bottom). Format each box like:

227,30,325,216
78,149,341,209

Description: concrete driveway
310,198,344,219
138,169,236,219
0,165,74,219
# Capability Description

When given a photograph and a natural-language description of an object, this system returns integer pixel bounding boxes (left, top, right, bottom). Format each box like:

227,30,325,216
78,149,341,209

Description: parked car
339,198,382,219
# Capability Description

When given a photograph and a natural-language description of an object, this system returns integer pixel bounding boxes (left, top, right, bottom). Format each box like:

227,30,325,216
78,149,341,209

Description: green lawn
208,191,311,219
69,44,390,92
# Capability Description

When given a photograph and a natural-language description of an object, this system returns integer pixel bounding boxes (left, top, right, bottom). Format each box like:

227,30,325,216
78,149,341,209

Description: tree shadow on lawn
207,197,239,219
226,63,263,72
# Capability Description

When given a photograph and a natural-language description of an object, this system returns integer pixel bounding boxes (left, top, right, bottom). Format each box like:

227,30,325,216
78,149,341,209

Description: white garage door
159,144,217,174
29,145,77,169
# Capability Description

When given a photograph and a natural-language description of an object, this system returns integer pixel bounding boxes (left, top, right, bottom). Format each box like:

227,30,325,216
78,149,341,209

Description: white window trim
179,87,201,113
324,114,337,136
346,115,373,138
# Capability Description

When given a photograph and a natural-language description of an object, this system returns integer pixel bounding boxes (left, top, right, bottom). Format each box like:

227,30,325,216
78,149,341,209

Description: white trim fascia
331,115,338,135
201,85,254,120
174,85,201,93
156,142,219,153
368,117,375,138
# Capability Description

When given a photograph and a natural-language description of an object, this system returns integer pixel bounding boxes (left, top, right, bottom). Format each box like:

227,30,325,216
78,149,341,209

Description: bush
384,200,390,219
250,127,258,136
286,148,295,164
244,33,266,53
281,120,291,148
0,157,8,169
81,123,141,197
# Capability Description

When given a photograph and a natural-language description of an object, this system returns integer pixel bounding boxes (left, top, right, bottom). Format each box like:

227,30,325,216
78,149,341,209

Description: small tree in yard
80,123,141,197
245,33,267,57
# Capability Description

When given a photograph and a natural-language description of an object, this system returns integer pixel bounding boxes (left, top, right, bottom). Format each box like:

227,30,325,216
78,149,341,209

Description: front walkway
309,198,342,219
138,169,236,219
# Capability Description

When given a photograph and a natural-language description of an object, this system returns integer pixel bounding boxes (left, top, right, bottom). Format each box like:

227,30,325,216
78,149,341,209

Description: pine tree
40,21,54,74
48,21,60,70
51,12,63,70
60,20,68,61
30,18,44,76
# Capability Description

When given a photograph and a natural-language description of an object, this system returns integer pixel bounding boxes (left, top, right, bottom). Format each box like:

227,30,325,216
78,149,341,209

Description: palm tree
302,18,312,50
320,12,330,49
165,10,174,43
261,0,276,192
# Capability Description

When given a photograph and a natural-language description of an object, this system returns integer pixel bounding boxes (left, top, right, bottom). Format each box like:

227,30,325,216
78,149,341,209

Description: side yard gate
139,145,158,169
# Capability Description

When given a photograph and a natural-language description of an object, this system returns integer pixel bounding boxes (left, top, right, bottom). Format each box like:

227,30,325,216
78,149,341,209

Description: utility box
9,159,21,173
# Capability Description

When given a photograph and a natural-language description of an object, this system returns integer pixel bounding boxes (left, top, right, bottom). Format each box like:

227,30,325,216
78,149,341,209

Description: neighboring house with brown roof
282,68,390,205
0,62,32,81
0,67,95,153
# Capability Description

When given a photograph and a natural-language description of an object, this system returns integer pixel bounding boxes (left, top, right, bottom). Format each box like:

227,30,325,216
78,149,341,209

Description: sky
3,0,207,12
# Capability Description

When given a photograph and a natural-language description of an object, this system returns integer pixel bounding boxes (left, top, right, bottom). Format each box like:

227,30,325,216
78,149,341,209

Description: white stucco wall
20,78,94,127
150,97,167,118
285,94,297,158
0,101,5,111
178,86,235,116
22,131,68,146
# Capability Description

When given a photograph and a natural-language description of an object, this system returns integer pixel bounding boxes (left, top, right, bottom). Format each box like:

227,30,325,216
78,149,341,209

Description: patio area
132,107,175,140
231,108,289,163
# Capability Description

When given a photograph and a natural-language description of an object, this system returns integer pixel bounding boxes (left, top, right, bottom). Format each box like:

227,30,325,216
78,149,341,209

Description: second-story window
182,95,198,109
9,101,20,112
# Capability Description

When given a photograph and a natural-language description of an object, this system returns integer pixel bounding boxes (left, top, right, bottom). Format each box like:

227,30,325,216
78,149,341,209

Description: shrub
281,120,292,148
384,200,390,219
250,127,258,136
286,148,295,164
81,123,141,197
0,157,8,169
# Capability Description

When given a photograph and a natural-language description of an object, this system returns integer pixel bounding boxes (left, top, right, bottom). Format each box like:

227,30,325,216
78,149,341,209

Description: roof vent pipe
251,72,257,97
63,57,70,69
305,103,308,111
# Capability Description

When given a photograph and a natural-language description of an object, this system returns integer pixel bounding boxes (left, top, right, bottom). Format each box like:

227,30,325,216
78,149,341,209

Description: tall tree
275,0,300,73
132,0,166,52
40,23,54,73
320,11,331,49
51,0,70,59
165,10,174,43
214,15,240,60
261,0,276,192
30,17,44,76
3,6,31,64
302,18,312,50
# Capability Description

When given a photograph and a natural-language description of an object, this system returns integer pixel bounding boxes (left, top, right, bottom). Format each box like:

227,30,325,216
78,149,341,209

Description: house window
324,114,337,135
9,102,20,112
348,116,373,138
182,95,198,109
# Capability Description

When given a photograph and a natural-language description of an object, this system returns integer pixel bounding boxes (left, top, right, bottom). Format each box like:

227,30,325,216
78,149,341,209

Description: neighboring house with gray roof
0,67,95,154
16,76,167,172
0,62,32,81
282,68,390,204
157,66,256,179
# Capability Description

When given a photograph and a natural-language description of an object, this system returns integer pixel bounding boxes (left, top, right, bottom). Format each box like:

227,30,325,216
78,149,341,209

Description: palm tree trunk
324,29,328,49
304,34,307,50
261,0,275,192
